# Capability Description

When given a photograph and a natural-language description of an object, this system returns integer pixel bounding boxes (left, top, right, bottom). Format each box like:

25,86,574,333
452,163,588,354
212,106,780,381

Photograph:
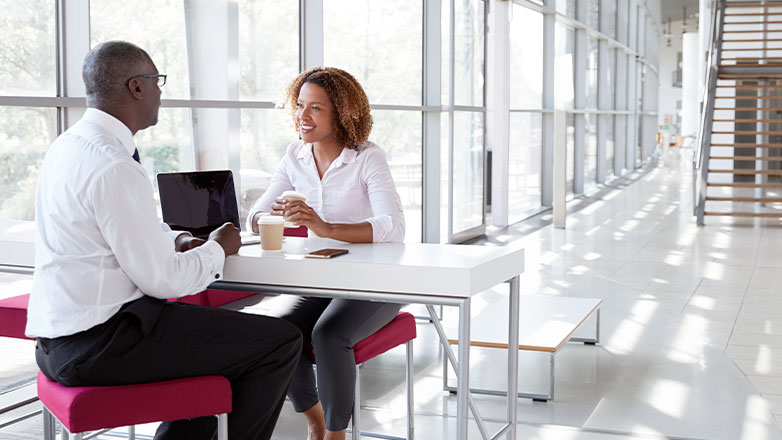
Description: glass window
454,0,485,106
555,23,575,110
0,107,57,220
0,0,56,96
602,0,617,39
508,112,542,223
91,1,191,100
238,109,293,221
371,110,423,243
555,0,577,19
510,5,543,109
324,0,422,106
588,0,600,29
605,115,615,179
452,112,484,232
566,113,575,197
586,37,598,109
135,107,194,187
585,112,597,192
238,0,299,101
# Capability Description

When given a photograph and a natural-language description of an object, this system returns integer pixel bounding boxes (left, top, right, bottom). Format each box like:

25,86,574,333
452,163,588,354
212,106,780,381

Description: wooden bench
445,294,602,401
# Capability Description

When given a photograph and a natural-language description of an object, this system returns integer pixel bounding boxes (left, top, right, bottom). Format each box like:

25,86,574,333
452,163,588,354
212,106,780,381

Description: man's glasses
125,74,167,87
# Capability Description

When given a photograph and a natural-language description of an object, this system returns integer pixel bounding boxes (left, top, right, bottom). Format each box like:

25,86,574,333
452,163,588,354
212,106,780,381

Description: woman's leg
270,295,332,439
311,299,403,432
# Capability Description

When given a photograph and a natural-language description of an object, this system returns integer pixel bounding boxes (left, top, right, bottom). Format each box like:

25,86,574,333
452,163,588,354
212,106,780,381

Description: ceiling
660,0,701,25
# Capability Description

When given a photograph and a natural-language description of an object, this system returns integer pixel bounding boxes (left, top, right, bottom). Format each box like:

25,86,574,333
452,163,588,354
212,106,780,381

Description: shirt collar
82,108,137,158
297,143,358,167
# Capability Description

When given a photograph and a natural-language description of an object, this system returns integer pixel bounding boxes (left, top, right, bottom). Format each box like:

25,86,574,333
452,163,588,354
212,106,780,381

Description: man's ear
127,79,144,100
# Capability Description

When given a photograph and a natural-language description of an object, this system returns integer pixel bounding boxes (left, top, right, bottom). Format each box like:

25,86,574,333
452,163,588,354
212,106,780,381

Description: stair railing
695,0,726,225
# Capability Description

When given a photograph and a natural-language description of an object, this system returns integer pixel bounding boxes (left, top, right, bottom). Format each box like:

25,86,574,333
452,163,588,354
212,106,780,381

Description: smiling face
296,82,338,147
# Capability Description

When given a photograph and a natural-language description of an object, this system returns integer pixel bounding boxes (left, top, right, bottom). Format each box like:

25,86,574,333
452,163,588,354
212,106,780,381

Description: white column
56,0,91,131
184,0,240,180
541,3,556,206
681,32,700,143
487,0,510,226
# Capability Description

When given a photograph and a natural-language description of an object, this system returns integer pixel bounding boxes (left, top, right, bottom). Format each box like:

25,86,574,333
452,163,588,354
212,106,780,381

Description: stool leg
406,340,415,440
128,425,135,440
217,413,228,440
352,364,360,440
42,406,56,440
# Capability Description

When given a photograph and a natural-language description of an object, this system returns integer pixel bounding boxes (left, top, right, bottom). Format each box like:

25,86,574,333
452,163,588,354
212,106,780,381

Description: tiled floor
2,152,782,439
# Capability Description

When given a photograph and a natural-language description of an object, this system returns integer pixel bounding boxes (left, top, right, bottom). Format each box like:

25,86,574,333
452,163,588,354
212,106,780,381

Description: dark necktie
132,148,140,164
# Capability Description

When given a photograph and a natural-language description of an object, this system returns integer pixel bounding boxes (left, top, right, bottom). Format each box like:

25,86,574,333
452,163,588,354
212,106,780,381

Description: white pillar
681,32,700,143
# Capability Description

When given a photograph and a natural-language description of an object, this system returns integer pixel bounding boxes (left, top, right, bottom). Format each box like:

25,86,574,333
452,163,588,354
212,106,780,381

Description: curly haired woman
246,67,405,440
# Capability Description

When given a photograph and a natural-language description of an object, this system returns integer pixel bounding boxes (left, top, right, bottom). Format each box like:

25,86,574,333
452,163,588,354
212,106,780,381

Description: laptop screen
157,170,240,239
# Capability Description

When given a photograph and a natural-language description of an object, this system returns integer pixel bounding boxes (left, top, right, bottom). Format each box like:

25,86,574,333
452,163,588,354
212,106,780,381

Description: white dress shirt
246,140,405,243
27,108,225,338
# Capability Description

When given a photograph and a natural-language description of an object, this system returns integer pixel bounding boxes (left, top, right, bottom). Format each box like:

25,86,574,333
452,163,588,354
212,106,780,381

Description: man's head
82,41,163,133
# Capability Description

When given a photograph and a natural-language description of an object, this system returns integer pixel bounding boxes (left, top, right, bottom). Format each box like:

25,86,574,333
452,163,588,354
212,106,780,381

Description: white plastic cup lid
281,190,306,200
258,216,285,225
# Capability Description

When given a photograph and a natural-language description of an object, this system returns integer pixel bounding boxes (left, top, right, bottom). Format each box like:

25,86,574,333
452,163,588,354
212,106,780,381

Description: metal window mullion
541,5,556,206
423,0,442,243
447,0,455,243
487,0,511,226
300,0,323,70
56,0,90,133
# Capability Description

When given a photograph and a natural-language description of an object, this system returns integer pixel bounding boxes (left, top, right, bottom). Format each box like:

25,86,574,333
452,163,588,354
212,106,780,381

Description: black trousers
36,296,302,440
271,296,402,431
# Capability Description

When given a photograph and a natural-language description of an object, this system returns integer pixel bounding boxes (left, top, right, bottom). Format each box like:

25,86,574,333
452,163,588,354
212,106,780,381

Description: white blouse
246,140,405,243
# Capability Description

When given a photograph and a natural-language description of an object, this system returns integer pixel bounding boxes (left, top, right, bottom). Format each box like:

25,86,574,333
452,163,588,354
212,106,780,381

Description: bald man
27,41,301,440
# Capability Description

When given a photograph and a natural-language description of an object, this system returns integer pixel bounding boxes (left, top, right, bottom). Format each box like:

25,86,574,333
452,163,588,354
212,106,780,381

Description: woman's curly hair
286,67,373,150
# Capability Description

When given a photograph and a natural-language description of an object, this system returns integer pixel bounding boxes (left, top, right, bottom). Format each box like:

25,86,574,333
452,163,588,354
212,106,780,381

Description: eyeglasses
124,73,167,87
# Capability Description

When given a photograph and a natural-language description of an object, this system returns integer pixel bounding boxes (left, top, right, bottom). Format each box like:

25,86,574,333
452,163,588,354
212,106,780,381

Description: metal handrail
695,0,727,223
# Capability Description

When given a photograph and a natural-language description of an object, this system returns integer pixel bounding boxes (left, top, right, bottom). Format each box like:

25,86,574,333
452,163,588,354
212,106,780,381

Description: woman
246,67,405,440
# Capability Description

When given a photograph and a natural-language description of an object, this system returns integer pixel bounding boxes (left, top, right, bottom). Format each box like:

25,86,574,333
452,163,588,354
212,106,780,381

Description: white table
0,221,525,440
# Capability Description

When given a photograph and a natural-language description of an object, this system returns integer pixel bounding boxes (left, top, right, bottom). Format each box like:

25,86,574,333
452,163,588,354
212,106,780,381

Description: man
26,41,302,440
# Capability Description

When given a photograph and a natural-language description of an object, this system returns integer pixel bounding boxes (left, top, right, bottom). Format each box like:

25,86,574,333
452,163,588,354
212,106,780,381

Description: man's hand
209,222,242,256
175,234,206,252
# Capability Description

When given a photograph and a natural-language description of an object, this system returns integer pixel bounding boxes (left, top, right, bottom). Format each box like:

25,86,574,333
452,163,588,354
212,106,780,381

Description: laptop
157,170,260,245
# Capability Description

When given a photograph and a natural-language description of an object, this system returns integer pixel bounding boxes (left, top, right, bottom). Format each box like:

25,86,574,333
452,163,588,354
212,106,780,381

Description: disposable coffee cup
258,215,285,251
280,190,307,227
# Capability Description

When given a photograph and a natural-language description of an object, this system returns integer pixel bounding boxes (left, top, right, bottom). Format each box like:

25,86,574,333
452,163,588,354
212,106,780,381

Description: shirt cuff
202,240,226,280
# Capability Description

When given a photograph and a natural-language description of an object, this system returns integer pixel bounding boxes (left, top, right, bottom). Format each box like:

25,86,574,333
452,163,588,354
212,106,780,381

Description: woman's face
296,82,338,146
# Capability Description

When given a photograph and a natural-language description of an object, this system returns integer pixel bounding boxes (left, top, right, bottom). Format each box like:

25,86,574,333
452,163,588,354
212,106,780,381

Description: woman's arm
282,200,373,242
246,154,294,233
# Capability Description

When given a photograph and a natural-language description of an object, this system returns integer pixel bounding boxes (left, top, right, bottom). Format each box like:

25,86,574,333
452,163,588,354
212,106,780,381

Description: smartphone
305,248,349,259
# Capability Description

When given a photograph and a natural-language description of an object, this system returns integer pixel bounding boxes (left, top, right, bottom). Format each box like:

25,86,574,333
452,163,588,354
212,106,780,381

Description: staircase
695,0,782,224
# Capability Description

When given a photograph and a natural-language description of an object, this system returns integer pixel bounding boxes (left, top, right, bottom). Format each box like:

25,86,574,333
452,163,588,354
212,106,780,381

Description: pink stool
308,311,417,440
0,293,32,340
38,372,231,440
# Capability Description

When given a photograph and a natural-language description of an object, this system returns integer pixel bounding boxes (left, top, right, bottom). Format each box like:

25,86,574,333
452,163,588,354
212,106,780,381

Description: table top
0,220,525,298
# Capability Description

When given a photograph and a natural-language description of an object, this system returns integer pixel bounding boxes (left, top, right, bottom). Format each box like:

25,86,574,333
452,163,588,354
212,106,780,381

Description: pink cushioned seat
353,312,416,364
0,293,32,340
38,372,231,437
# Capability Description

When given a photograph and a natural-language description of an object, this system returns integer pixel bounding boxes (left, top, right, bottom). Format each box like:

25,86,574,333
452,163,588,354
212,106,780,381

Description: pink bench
38,372,231,440
0,293,32,340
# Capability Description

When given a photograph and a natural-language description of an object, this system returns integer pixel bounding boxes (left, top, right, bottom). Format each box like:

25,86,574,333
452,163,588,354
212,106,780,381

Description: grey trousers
271,296,402,431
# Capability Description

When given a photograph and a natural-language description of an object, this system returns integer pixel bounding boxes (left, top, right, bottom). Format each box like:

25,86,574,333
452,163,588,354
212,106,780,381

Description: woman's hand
250,199,287,233
282,200,332,238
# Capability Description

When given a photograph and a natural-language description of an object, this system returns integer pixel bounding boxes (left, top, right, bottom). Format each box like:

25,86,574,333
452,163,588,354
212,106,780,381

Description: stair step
718,73,782,79
715,97,782,101
725,12,782,16
713,108,782,111
712,131,782,135
704,212,782,217
720,64,782,68
725,2,782,7
706,196,782,202
710,156,782,161
717,84,782,89
713,119,782,122
722,47,782,51
721,57,782,60
708,169,782,175
724,20,782,24
723,39,782,43
724,30,782,33
707,182,782,188
712,143,782,148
